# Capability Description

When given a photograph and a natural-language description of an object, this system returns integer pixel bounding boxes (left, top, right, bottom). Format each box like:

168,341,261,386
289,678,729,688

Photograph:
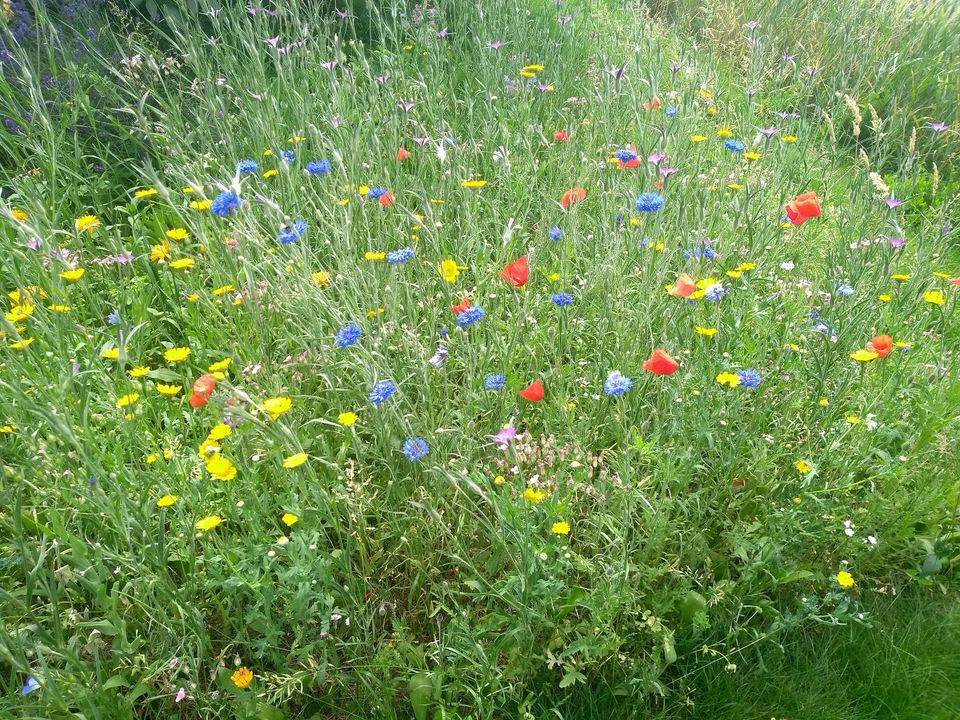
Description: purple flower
888,236,905,248
606,65,626,80
884,197,903,209
320,60,337,70
436,28,449,38
487,40,503,49
559,14,573,24
760,127,778,138
927,121,948,132
398,101,415,112
648,150,666,165
491,425,517,448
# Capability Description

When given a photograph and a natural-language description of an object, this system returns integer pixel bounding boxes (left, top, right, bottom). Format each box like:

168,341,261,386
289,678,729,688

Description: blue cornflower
305,159,331,174
604,370,633,396
665,105,678,116
280,150,296,164
335,322,363,348
635,192,665,212
211,191,241,216
107,309,120,325
366,186,388,199
724,139,745,152
369,380,397,405
615,148,638,163
836,283,855,297
484,373,506,390
387,246,415,264
402,436,430,462
456,305,485,327
278,218,307,244
235,158,259,173
684,245,717,260
21,675,40,695
552,292,574,306
704,282,727,301
736,369,762,388
814,320,835,335
548,225,562,241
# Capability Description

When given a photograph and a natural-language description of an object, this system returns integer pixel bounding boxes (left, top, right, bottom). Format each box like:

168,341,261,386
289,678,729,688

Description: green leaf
409,672,434,720
559,668,586,688
777,570,814,584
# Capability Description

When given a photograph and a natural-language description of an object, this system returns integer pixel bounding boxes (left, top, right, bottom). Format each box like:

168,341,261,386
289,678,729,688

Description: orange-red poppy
396,147,410,161
519,379,544,402
451,296,471,315
560,187,587,209
189,373,216,408
642,348,680,375
500,256,529,287
642,95,661,111
951,277,960,286
553,130,569,141
378,189,395,206
785,191,822,225
668,273,697,297
867,334,893,358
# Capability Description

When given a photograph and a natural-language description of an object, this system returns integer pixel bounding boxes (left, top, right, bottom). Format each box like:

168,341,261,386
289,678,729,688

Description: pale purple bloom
659,166,678,177
781,52,796,63
888,236,905,248
760,127,778,138
320,60,337,70
745,20,759,30
436,28,448,38
336,8,349,18
927,121,948,132
648,150,666,165
412,136,430,146
175,688,186,703
25,237,41,250
330,115,343,128
559,14,572,24
884,197,903,209
487,40,503,49
668,62,681,75
606,65,626,79
375,74,390,83
536,82,550,92
265,36,280,48
398,101,415,111
804,66,821,77
491,425,517,448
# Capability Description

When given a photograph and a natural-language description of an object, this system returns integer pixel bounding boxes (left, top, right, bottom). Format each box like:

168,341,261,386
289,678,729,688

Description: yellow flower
818,397,829,406
338,411,358,427
205,453,237,480
744,151,761,161
156,383,182,396
438,258,467,283
551,520,570,535
9,337,33,349
164,346,191,363
281,512,300,526
289,134,305,143
891,273,911,281
494,475,505,485
726,270,742,279
835,571,855,588
129,365,150,377
47,304,70,312
75,214,100,232
12,208,28,221
521,64,544,72
716,371,741,387
850,349,879,362
195,514,222,531
189,199,212,210
0,423,17,433
134,188,158,198
169,258,195,270
163,448,173,459
101,347,120,359
59,268,85,281
208,357,231,373
208,422,232,441
794,460,812,474
717,128,733,138
212,284,234,296
364,250,386,261
263,169,278,178
523,487,546,503
311,270,331,286
166,228,189,241
282,452,308,469
186,292,200,303
690,134,706,142
695,326,717,337
230,666,253,689
781,135,798,143
846,415,862,424
116,392,140,407
5,303,33,322
461,179,488,188
734,262,756,272
923,290,945,306
156,494,177,508
879,293,892,302
706,106,717,116
262,396,292,420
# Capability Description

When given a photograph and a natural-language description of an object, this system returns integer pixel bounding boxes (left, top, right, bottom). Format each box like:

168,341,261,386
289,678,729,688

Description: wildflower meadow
2,0,959,718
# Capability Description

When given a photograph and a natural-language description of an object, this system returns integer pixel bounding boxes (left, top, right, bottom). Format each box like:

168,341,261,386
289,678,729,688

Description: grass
1,0,959,718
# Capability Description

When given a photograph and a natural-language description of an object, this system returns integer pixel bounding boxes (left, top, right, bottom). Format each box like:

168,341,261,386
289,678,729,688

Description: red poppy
951,277,960,286
189,373,216,408
642,348,680,375
642,95,661,111
451,296,472,315
396,147,410,161
618,147,640,169
785,191,822,225
519,379,544,402
867,334,893,358
553,130,569,142
378,189,395,206
500,256,529,287
668,273,697,297
560,187,587,209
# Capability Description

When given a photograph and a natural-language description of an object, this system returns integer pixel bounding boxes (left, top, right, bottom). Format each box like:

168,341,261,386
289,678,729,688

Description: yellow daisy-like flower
116,393,140,408
189,199,212,210
835,570,855,588
879,293,892,302
195,514,222,531
891,273,911,281
521,63,545,72
169,258,195,270
438,258,467,283
156,383,182,396
551,520,570,535
263,169,278,178
781,135,798,143
166,228,190,241
9,337,33,349
716,128,733,138
0,424,17,433
59,268,85,281
695,326,718,337
744,151,761,161
150,240,171,263
101,347,120,359
716,371,741,387
846,415,862,424
364,251,386,261
690,134,706,142
311,270,331,287
461,179,488,188
75,214,100,232
129,366,150,377
706,106,717,116
207,423,232,442
212,284,234,296
281,512,300,526
282,452,308,469
12,208,29,221
156,494,177,508
338,411,358,427
923,290,946,305
5,304,33,322
205,453,237,481
186,292,200,302
818,397,830,406
230,666,253,689
289,134,305,143
47,303,71,312
262,396,292,420
134,188,158,198
850,349,879,362
523,487,546,503
208,357,231,373
794,460,812,474
734,262,756,272
163,346,191,363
